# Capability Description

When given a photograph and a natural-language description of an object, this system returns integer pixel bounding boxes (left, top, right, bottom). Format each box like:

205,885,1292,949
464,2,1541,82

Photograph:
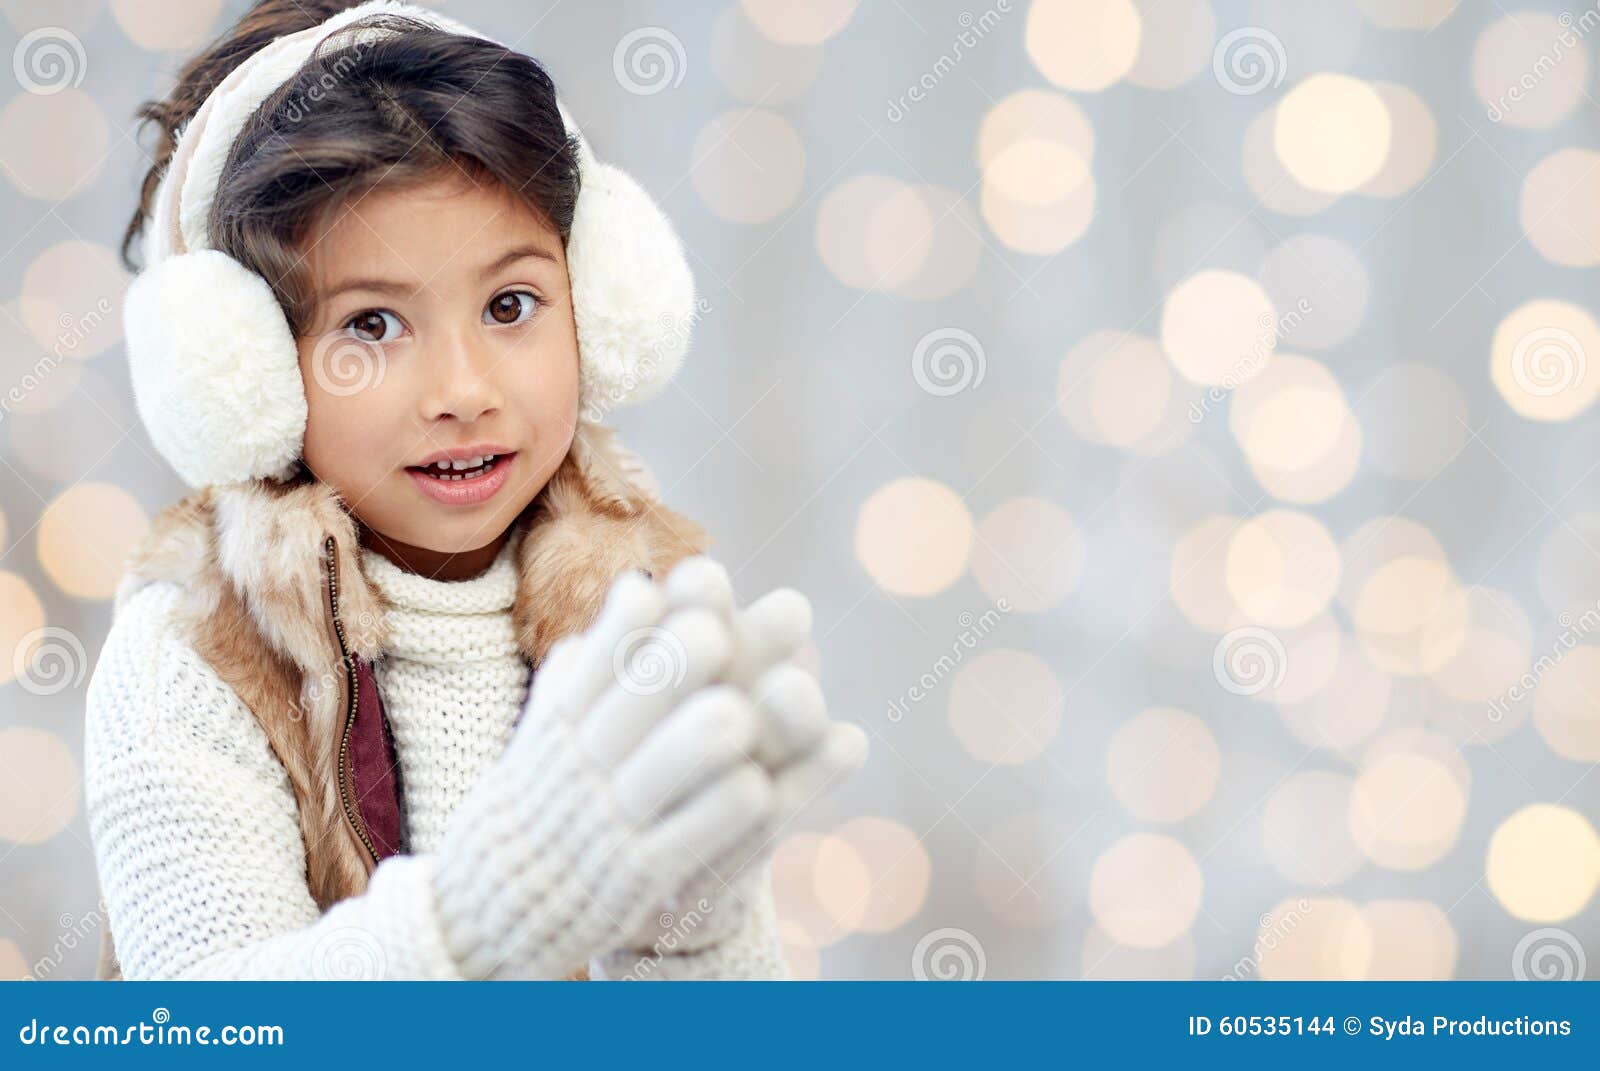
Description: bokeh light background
3,0,1600,981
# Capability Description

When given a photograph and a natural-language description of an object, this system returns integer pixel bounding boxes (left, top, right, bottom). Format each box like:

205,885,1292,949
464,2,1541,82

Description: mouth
404,451,517,506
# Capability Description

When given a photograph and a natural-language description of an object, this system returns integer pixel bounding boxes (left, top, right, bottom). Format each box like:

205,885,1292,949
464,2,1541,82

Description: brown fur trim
209,480,386,914
113,479,378,917
514,422,712,666
211,479,388,664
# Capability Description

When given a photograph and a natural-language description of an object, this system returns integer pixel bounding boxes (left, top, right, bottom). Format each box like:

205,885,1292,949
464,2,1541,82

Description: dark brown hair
120,0,581,335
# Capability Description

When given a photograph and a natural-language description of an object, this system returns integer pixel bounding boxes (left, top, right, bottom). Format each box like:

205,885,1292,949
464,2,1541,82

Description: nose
421,325,504,425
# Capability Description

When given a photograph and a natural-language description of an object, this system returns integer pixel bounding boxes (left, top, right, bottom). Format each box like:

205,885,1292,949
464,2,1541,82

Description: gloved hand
611,557,870,955
429,569,776,980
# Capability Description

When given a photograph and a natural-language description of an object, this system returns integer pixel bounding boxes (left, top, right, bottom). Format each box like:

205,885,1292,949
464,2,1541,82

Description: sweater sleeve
83,581,465,981
586,859,791,980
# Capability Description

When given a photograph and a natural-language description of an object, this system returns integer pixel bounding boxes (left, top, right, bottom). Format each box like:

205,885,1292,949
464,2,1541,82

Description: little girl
84,0,866,981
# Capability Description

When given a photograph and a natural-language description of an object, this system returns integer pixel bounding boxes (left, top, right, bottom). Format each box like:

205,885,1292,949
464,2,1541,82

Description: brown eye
346,310,400,342
485,290,537,325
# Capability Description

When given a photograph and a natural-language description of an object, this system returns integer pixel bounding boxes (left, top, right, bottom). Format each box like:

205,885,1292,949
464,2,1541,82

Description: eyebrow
318,244,561,304
480,243,560,276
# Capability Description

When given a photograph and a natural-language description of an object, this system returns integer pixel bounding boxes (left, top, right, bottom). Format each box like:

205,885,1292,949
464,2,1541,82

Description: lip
410,442,515,467
404,451,517,507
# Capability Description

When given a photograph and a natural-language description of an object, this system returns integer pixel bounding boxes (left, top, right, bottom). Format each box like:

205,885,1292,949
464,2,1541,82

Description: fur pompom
124,250,306,489
567,162,698,413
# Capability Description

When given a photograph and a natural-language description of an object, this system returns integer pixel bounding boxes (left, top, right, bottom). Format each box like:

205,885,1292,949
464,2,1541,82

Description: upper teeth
428,454,496,472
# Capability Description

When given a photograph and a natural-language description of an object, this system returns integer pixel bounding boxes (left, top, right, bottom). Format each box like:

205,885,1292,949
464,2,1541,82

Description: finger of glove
682,826,772,904
661,717,866,896
662,555,736,620
750,662,828,768
770,722,870,822
521,633,588,725
669,748,838,907
610,685,758,822
578,607,735,768
635,763,774,895
564,572,667,719
726,588,812,687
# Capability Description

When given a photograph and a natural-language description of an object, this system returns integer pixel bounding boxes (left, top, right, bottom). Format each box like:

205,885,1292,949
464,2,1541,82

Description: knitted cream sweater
83,532,789,980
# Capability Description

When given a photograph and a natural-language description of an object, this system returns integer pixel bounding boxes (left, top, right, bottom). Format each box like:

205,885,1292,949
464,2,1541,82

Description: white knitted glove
612,557,869,955
430,569,775,980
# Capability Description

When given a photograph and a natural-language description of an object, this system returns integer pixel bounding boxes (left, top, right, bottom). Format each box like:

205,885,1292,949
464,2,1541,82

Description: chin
402,511,520,554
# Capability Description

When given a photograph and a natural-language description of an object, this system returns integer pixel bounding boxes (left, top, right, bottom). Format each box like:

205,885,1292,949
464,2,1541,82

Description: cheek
505,313,582,417
545,343,582,412
546,303,583,409
297,352,402,473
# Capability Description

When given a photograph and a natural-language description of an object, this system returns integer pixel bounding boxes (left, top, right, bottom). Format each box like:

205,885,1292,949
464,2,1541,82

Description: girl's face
293,171,580,572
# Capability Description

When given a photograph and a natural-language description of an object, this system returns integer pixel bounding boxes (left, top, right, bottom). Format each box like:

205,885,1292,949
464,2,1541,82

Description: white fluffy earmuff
124,0,696,489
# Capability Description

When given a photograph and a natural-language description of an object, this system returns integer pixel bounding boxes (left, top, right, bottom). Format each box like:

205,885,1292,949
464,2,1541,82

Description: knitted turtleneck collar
359,528,523,616
359,530,524,665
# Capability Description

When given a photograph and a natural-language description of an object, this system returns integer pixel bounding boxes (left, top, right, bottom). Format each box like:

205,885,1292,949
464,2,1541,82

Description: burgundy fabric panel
349,656,404,860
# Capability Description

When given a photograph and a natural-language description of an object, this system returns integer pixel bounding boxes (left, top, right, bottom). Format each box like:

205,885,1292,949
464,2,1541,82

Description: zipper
325,534,380,866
